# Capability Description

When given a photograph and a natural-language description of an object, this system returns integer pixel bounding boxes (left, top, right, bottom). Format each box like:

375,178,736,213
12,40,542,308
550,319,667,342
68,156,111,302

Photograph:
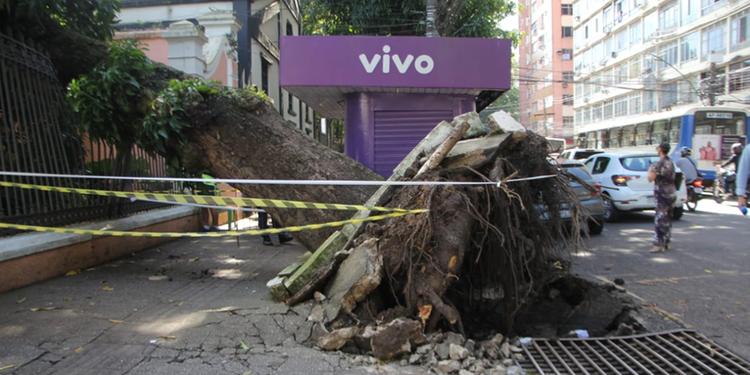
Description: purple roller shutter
373,110,454,176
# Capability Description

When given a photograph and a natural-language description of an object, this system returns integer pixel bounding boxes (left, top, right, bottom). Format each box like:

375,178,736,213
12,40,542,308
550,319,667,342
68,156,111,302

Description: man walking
736,143,750,211
648,143,677,252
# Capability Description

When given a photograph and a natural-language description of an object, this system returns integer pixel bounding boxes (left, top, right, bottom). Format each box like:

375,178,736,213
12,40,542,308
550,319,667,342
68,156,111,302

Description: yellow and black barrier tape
0,211,420,238
0,181,425,214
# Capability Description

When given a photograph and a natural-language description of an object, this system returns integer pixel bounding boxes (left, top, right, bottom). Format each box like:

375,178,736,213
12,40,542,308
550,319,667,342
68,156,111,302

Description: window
702,22,726,59
681,0,699,25
660,82,678,108
615,96,628,117
575,111,582,125
563,94,574,105
563,71,574,82
659,2,679,31
615,29,628,51
635,122,651,146
592,157,610,174
729,59,750,92
680,31,699,62
561,48,573,60
603,5,613,29
622,125,636,146
615,64,628,84
731,9,750,49
261,57,270,95
593,104,603,122
644,11,658,40
562,26,573,37
630,21,642,45
562,4,573,15
629,58,641,79
286,21,294,36
679,78,698,103
563,116,574,127
287,92,295,114
603,100,614,119
629,93,642,115
643,91,656,112
701,0,725,16
659,41,678,70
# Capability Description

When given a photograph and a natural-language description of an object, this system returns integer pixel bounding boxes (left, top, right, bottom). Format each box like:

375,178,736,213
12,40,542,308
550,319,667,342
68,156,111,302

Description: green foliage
142,78,270,164
67,40,155,152
0,0,119,40
301,0,517,41
85,157,153,176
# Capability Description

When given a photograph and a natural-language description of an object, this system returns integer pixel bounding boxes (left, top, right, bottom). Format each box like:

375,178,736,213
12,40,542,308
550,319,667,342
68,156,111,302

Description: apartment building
519,0,576,143
116,0,316,136
572,0,750,141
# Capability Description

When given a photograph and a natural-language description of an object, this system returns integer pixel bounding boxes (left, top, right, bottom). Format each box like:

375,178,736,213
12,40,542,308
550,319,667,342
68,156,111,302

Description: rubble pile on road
267,111,591,369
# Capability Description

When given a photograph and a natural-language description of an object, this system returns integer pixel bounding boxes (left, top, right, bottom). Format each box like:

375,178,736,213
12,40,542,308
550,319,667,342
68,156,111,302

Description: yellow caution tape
0,181,425,213
0,211,419,238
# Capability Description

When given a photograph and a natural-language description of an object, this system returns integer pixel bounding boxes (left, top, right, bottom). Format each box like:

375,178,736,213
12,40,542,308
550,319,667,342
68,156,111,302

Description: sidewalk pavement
0,235,424,375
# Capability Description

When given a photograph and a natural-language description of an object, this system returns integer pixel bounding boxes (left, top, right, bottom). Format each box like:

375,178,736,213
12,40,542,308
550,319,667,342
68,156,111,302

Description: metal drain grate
518,329,750,374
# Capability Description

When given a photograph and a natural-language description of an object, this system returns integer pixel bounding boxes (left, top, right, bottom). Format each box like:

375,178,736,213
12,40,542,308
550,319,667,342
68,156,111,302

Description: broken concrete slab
441,133,511,170
454,112,490,139
323,238,382,321
317,326,361,351
488,110,525,133
369,318,426,360
282,230,348,298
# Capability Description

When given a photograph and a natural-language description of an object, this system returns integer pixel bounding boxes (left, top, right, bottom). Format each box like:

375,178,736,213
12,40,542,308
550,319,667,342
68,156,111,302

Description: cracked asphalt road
0,236,423,374
574,200,750,361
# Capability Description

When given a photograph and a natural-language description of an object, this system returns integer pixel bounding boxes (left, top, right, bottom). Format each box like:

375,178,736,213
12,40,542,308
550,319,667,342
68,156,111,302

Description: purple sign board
280,36,512,90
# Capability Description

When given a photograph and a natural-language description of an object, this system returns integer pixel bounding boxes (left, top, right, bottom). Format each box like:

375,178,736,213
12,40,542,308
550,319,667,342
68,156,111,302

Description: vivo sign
359,45,435,75
280,36,511,90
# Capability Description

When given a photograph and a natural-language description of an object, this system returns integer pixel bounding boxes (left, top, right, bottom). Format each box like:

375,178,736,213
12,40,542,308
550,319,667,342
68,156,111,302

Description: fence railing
0,30,174,235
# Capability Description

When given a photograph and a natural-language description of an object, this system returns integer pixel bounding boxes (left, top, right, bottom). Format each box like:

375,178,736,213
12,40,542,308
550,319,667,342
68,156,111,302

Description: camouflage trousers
653,193,676,247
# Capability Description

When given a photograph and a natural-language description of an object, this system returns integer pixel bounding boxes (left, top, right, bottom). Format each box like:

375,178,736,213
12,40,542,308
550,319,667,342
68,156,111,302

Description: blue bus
576,106,750,184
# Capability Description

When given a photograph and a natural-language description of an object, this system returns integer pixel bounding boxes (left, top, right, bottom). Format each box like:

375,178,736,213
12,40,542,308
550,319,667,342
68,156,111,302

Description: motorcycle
713,167,736,203
685,178,703,212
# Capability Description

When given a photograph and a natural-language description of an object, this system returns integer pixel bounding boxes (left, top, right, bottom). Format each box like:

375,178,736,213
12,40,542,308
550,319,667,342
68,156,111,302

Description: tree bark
180,94,381,250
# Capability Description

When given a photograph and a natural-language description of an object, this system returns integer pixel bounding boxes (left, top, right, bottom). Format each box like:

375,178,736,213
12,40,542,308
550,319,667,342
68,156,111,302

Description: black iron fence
0,30,173,235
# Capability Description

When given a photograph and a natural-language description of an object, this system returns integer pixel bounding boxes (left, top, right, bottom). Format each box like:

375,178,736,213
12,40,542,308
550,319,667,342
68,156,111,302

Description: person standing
647,143,677,252
736,143,750,211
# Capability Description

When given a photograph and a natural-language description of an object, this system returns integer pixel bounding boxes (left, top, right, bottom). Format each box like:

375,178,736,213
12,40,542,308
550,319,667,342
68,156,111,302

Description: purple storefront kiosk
280,36,511,176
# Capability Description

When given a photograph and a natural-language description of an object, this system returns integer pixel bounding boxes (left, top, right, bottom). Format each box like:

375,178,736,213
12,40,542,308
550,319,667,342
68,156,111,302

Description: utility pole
426,0,439,37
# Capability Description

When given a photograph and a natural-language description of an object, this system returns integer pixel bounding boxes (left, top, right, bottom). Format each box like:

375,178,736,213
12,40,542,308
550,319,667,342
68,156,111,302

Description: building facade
518,0,576,143
116,0,316,136
572,0,750,145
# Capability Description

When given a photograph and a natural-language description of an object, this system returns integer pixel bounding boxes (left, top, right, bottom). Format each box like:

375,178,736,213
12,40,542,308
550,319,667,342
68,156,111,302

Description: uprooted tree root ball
315,130,592,361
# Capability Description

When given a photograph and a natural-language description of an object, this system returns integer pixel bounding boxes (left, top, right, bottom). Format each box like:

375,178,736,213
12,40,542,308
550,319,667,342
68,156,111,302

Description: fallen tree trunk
178,94,381,250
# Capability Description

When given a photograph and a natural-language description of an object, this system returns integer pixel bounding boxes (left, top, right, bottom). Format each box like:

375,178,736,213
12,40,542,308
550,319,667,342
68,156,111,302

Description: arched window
286,21,294,36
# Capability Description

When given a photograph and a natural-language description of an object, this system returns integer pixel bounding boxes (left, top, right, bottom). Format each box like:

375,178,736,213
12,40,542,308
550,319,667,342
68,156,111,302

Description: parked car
558,148,604,162
582,152,688,222
538,161,606,235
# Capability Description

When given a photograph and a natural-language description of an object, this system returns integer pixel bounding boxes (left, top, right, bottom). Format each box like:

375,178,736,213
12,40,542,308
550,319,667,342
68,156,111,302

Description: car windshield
620,155,660,171
573,150,602,160
563,166,594,183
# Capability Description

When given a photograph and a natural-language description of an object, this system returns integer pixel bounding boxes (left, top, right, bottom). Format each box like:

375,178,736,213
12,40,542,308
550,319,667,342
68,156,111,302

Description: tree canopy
301,0,517,41
0,0,119,41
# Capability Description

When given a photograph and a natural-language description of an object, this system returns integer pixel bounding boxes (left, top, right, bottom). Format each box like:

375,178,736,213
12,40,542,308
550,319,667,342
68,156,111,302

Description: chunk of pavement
313,291,326,302
369,318,426,360
307,304,325,323
488,110,525,133
281,230,348,299
323,238,382,321
443,331,466,346
441,133,511,170
317,326,361,351
506,365,525,375
449,344,470,360
452,112,488,139
459,370,474,375
435,360,462,375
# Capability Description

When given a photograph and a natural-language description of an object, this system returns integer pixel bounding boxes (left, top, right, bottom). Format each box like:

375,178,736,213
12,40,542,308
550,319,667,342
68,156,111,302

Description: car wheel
672,206,684,221
602,194,620,222
588,219,604,235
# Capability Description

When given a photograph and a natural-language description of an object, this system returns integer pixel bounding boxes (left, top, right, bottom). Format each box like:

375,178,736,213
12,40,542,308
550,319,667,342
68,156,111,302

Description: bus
575,106,750,183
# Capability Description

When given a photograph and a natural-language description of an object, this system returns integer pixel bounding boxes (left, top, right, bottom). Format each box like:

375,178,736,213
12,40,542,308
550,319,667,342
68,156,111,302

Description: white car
558,148,604,162
583,152,688,222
